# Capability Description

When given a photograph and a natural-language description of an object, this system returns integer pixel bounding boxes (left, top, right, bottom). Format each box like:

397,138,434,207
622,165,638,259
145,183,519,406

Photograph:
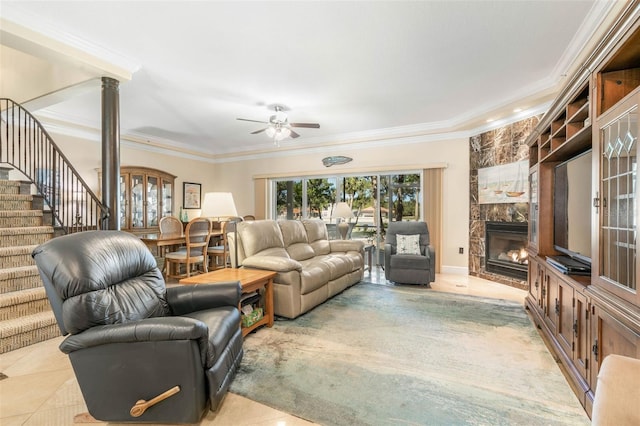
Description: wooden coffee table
180,268,276,337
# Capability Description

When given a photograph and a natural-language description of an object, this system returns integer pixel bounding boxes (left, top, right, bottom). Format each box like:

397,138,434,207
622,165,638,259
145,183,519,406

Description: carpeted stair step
0,311,59,354
0,210,43,228
0,227,53,248
0,180,21,195
0,245,37,269
0,287,50,321
0,194,35,211
0,265,43,293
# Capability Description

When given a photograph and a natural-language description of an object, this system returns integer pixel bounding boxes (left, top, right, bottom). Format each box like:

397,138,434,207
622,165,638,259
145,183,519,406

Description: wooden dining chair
207,219,241,270
164,217,212,280
158,216,185,276
207,221,229,270
159,216,183,234
159,216,183,252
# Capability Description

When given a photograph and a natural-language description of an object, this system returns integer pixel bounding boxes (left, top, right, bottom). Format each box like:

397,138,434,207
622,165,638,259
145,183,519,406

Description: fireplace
485,222,528,280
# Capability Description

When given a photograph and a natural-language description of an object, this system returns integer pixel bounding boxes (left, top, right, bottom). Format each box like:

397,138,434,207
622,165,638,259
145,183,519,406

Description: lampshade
333,202,354,219
200,192,238,218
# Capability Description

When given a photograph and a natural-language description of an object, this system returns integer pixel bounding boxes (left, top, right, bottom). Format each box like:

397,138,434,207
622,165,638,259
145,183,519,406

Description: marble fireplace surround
468,116,540,290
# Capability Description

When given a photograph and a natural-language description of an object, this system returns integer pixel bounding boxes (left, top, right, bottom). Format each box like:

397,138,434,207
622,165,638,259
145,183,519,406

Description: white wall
213,136,470,271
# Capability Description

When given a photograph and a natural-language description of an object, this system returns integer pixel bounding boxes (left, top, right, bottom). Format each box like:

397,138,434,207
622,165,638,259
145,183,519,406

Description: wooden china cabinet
525,3,640,418
98,166,176,233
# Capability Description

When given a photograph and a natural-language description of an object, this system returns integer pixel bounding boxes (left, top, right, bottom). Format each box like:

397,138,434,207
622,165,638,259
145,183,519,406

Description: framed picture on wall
478,160,528,204
183,182,201,209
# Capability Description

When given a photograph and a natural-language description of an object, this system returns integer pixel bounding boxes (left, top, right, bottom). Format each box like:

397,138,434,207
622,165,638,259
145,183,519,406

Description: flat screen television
553,150,592,267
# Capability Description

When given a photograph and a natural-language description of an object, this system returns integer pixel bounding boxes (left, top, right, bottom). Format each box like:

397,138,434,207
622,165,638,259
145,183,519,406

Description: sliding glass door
272,171,421,264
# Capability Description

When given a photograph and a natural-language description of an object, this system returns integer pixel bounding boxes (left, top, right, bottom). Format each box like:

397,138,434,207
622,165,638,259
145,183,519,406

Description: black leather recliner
384,221,436,286
32,230,243,424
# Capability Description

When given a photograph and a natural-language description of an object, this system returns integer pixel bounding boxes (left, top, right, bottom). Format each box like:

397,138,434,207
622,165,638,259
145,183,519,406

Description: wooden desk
180,268,276,337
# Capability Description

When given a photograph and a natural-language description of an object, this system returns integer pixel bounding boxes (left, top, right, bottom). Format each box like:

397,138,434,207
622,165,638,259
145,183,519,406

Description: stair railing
0,98,109,233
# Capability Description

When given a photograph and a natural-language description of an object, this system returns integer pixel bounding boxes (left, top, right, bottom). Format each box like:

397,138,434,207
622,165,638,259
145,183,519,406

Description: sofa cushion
303,219,331,255
319,255,352,280
278,220,315,261
299,262,331,294
390,254,429,270
240,220,286,257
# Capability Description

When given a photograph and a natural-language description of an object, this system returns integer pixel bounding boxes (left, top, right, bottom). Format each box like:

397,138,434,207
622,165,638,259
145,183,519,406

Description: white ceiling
0,1,620,158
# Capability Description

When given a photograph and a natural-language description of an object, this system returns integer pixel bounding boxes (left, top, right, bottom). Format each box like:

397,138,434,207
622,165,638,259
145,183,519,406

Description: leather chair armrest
167,281,241,315
329,239,364,253
242,256,302,272
59,316,209,355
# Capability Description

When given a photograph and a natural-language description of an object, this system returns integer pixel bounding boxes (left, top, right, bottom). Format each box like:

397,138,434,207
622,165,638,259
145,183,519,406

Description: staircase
0,169,58,354
0,98,110,353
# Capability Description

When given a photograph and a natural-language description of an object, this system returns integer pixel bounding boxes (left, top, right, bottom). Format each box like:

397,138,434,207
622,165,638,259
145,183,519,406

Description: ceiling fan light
273,127,291,141
265,126,276,138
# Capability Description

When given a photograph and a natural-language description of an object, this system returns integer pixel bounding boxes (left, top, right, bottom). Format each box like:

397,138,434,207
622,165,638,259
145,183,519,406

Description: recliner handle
130,385,181,417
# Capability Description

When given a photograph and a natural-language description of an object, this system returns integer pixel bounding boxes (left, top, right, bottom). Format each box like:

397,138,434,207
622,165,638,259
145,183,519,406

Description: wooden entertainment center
525,2,639,417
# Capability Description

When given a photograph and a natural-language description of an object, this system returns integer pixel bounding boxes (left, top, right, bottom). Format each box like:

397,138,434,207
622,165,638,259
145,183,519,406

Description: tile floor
0,269,527,425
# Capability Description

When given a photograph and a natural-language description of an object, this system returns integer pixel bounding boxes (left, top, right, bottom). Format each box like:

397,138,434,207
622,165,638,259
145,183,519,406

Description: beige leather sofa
230,219,364,319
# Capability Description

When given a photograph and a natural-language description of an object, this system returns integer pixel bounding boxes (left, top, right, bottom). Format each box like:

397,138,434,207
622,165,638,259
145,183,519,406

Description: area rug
230,283,589,425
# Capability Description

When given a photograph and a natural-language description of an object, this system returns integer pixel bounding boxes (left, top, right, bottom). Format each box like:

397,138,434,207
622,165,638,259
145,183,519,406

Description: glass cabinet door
131,174,144,229
146,176,159,227
162,180,173,218
529,169,539,250
119,174,128,229
596,99,637,303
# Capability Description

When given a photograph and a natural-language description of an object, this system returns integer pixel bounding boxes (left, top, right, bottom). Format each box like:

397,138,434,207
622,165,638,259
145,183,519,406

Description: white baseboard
440,265,469,275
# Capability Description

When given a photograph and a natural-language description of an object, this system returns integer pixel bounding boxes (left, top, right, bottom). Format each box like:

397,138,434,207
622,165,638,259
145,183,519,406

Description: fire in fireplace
485,222,528,280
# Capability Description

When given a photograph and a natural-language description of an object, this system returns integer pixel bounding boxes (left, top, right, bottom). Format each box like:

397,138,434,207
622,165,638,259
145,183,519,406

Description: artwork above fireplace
478,160,529,204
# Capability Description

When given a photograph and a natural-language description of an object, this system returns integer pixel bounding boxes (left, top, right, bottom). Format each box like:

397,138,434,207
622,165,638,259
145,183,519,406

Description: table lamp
333,202,354,240
200,192,239,267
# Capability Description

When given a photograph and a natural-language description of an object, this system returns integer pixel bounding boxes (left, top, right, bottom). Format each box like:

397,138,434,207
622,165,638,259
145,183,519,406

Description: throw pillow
396,234,421,255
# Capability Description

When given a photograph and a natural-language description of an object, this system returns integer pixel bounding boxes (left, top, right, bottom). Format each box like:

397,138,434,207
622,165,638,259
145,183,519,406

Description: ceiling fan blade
289,129,300,138
289,122,320,128
251,128,268,135
237,118,269,124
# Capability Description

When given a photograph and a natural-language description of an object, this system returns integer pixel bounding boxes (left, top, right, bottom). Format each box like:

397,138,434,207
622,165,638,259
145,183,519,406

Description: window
272,172,422,255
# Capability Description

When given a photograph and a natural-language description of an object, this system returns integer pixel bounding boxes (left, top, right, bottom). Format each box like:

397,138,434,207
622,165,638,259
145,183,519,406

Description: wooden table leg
265,277,274,327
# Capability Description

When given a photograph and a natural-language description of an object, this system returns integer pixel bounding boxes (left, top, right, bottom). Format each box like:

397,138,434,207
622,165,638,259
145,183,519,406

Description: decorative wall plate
322,156,353,167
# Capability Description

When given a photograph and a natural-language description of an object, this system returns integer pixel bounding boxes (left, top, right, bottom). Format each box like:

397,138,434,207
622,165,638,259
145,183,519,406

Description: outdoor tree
343,176,374,217
306,178,335,218
276,180,302,219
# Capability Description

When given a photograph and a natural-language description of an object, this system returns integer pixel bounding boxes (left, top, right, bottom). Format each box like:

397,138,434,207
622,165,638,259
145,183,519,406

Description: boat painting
478,160,529,204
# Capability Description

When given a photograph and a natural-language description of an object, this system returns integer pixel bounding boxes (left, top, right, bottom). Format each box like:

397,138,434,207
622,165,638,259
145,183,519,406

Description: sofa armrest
59,316,209,354
167,281,241,316
427,245,436,282
330,239,364,253
242,255,302,272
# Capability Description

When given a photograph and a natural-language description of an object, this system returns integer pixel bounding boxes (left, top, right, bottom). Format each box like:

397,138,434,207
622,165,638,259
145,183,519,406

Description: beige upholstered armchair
591,354,640,425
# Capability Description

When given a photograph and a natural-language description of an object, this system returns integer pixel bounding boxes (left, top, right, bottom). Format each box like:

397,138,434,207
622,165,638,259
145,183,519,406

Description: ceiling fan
237,104,320,144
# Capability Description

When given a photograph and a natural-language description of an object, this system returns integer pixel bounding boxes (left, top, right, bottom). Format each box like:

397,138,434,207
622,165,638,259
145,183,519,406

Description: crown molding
1,6,140,81
35,100,549,165
551,0,625,80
